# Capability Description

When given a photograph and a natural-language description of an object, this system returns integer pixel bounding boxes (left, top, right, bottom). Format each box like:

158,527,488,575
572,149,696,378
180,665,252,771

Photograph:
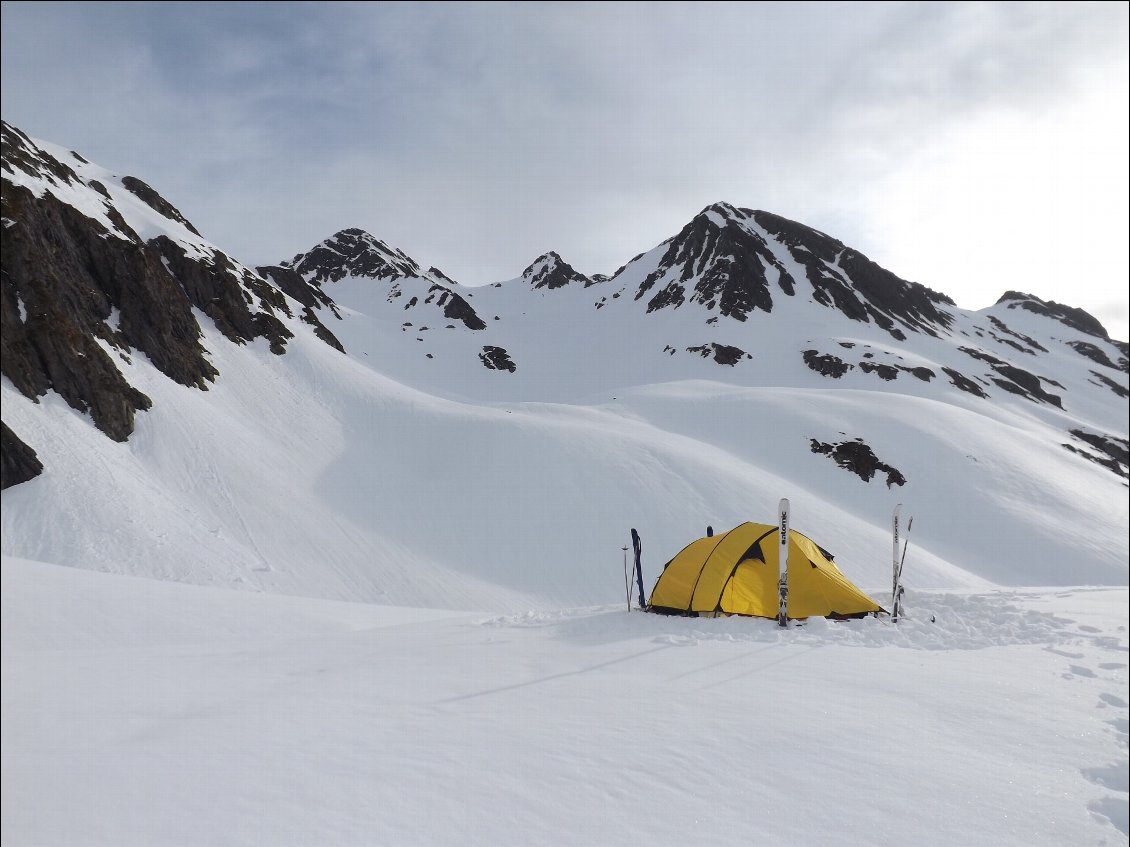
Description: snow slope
3,554,1127,846
4,126,1128,609
4,290,1126,613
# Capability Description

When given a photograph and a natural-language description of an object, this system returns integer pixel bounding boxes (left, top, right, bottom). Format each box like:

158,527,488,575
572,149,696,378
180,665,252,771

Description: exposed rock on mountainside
942,367,990,398
287,228,488,331
4,121,1127,523
997,291,1114,341
287,228,425,283
1065,429,1129,480
479,346,517,372
1,421,43,491
121,175,202,236
624,202,956,340
685,342,752,366
810,438,907,487
803,350,853,378
522,252,592,290
959,347,1063,408
0,120,340,486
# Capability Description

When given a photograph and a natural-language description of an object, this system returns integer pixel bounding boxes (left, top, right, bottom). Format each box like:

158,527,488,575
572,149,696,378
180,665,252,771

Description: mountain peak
996,291,1112,341
522,251,591,290
289,228,424,284
695,201,752,227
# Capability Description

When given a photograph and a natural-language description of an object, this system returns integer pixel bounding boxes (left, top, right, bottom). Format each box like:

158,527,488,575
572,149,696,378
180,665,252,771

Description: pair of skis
625,500,911,625
891,504,913,622
781,498,912,627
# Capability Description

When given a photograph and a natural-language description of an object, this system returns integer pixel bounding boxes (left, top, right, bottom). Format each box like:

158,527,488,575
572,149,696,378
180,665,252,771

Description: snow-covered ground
2,554,1126,846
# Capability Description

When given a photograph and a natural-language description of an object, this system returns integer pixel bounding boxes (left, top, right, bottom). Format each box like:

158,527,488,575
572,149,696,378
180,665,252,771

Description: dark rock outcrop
1089,370,1129,399
997,291,1110,340
121,176,202,236
1068,340,1126,373
2,180,182,439
425,285,486,331
943,367,989,398
810,438,906,487
289,228,424,283
803,350,853,378
523,252,591,290
287,228,487,331
858,361,900,381
960,347,1062,407
1071,431,1125,472
633,204,783,320
1,119,339,474
1,422,44,489
256,265,345,352
986,315,1046,354
754,210,955,336
623,202,954,342
1068,429,1129,477
479,346,516,372
686,342,752,366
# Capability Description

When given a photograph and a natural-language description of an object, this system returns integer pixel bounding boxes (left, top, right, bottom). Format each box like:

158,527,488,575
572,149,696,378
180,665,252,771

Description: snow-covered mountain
2,120,1127,612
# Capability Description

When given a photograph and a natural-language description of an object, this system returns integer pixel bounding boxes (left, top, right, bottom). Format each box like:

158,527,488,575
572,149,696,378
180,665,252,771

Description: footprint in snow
653,634,697,647
1099,662,1127,670
1045,647,1085,659
1068,664,1098,678
1082,762,1130,793
1099,692,1128,709
1088,796,1129,837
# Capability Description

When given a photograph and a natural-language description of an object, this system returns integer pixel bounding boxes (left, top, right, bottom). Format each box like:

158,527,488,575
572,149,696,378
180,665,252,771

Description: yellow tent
647,521,883,620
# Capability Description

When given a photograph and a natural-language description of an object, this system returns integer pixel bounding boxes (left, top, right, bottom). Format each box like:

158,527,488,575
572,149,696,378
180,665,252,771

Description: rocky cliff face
285,228,488,331
521,252,592,290
622,202,956,340
4,122,1127,496
0,121,341,488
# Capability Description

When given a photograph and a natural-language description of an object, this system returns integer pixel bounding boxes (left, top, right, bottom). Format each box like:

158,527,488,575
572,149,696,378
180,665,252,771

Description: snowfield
2,555,1126,846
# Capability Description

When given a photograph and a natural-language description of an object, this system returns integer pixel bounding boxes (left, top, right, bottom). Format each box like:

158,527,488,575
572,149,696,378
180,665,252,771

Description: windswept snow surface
2,555,1127,846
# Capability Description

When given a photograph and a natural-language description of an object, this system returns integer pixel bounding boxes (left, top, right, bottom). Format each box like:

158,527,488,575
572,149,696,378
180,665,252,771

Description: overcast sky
3,1,1127,339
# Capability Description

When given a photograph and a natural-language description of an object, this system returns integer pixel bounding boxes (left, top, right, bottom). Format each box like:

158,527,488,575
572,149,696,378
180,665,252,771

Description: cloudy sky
3,1,1128,338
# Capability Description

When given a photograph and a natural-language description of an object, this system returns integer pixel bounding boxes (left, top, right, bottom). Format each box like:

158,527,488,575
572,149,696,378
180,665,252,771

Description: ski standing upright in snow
631,529,646,610
892,505,912,622
778,498,790,628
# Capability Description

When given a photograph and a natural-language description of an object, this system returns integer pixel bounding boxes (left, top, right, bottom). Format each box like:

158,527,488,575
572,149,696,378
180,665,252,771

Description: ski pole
622,544,631,612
